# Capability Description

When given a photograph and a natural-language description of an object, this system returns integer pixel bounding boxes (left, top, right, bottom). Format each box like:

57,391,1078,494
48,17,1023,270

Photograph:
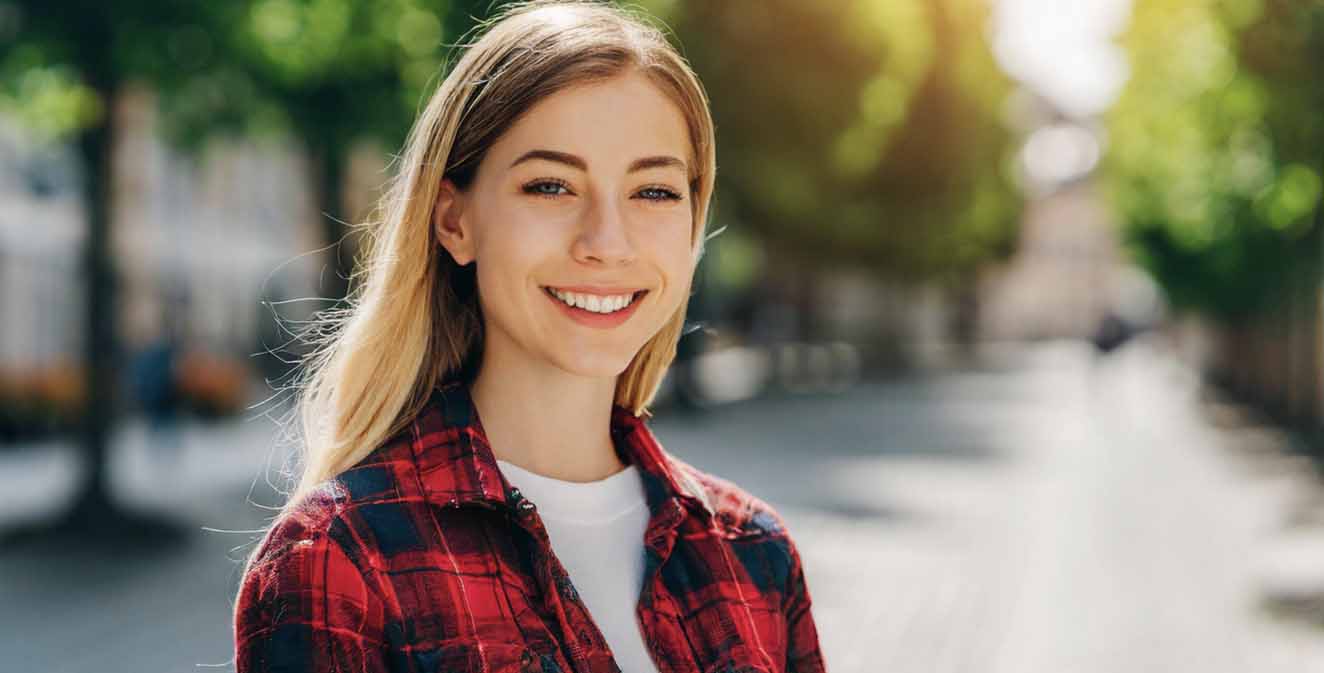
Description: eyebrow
509,149,688,174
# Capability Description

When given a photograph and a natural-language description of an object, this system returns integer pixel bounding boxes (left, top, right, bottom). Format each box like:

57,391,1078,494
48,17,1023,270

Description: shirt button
518,499,536,512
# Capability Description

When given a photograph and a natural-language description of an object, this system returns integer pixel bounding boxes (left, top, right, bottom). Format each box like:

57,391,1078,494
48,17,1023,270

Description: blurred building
0,120,84,375
978,179,1122,341
112,85,323,358
976,90,1138,344
0,84,334,424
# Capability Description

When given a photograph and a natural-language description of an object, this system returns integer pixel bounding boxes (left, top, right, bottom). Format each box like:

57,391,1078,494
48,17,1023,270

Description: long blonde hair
280,0,716,513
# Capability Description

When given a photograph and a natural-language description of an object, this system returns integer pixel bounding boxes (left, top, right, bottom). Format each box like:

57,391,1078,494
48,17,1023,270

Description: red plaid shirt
234,380,826,673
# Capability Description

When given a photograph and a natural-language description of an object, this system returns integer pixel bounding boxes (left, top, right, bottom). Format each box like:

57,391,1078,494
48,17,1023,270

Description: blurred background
2,0,1323,670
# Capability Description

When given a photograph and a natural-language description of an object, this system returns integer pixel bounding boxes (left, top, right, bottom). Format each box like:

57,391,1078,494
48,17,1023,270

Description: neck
469,343,627,484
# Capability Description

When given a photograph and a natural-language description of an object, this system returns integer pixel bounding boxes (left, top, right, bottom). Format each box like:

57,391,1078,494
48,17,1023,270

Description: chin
553,349,638,380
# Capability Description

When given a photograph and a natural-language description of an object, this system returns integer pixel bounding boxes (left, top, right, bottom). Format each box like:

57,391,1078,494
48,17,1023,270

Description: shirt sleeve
234,514,392,673
783,534,828,673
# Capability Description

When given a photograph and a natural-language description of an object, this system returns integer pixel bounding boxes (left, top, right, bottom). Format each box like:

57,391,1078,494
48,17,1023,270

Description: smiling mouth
541,286,649,310
539,285,649,328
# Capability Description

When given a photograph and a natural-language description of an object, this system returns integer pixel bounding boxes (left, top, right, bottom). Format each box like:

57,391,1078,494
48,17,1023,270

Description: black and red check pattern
234,379,826,673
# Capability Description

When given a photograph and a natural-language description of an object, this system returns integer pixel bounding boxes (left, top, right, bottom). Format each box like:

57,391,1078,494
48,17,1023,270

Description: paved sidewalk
3,338,1324,672
674,338,1324,672
0,411,291,530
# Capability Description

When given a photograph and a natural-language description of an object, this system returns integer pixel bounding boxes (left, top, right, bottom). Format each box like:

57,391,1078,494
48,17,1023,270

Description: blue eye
637,186,682,201
522,179,681,202
523,179,571,197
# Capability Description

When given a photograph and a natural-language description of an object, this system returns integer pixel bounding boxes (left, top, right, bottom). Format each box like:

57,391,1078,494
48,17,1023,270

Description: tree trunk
793,257,818,344
950,270,980,360
3,81,186,549
68,78,117,521
310,138,351,303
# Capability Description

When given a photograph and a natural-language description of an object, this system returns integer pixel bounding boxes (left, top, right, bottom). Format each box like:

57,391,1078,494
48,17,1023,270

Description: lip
542,286,648,329
544,285,648,296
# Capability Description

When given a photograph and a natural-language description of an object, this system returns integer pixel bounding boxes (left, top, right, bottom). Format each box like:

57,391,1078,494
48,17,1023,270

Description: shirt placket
635,496,700,673
505,484,623,673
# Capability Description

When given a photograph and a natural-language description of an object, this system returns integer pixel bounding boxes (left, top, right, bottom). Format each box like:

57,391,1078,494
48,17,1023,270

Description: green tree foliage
158,0,493,298
658,0,1022,283
1104,0,1324,318
1,0,499,298
0,2,201,139
3,0,1021,291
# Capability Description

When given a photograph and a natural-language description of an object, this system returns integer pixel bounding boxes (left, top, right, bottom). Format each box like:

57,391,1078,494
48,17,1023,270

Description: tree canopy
1104,0,1324,319
2,0,1022,289
660,0,1022,284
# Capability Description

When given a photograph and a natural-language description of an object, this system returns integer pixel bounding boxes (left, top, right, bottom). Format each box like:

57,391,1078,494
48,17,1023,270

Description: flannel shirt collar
407,379,713,522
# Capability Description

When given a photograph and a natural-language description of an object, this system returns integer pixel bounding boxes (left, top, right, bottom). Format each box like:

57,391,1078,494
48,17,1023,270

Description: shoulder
241,483,372,588
234,482,391,647
669,455,793,541
242,422,420,573
246,432,427,575
234,486,398,670
664,456,813,613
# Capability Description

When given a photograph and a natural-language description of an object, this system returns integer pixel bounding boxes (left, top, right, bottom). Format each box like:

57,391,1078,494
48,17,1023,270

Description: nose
572,195,637,267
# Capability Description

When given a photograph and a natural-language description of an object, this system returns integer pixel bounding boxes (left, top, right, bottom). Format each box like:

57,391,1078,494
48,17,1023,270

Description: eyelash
521,178,683,202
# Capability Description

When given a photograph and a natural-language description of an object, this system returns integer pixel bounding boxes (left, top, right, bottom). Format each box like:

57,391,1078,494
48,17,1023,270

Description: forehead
489,71,692,171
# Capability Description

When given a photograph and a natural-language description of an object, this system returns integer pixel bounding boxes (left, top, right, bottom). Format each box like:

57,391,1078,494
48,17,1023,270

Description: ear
434,178,475,266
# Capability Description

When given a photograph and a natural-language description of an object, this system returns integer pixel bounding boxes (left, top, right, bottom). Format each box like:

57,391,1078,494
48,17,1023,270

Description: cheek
658,215,698,269
471,200,548,268
476,241,536,292
472,233,541,308
648,219,699,299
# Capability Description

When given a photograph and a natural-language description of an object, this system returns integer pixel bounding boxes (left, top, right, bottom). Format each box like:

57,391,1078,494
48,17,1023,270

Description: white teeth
548,288,637,314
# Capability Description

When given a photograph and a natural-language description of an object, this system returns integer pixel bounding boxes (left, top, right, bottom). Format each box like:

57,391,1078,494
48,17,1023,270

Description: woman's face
436,71,700,381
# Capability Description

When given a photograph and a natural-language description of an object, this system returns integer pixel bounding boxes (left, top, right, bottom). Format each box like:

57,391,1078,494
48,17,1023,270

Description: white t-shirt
495,459,659,673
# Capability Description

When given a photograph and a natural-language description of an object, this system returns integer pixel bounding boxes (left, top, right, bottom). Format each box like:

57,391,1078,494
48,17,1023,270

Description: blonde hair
280,0,716,512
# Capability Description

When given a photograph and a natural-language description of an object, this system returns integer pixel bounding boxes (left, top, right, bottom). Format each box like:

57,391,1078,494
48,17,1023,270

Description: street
3,338,1324,671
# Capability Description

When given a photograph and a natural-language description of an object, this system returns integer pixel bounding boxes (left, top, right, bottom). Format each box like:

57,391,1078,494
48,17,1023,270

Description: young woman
233,2,826,672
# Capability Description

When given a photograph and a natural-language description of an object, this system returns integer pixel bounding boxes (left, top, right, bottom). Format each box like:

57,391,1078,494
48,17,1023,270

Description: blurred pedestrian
130,334,181,462
1092,310,1133,356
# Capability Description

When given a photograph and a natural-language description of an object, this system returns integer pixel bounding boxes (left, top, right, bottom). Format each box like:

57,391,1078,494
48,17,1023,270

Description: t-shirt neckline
495,458,647,524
